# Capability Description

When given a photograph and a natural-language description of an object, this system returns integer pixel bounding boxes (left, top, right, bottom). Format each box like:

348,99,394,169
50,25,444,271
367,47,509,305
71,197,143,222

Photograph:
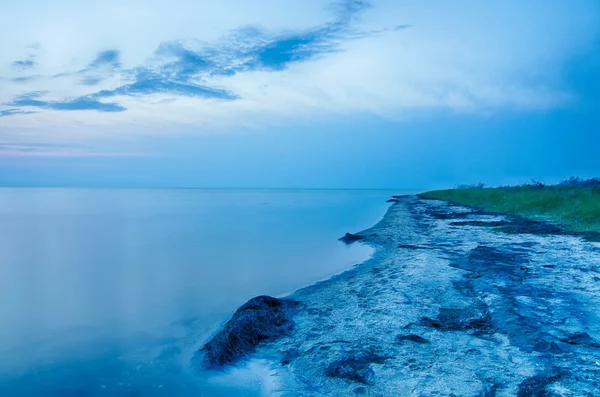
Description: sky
0,0,599,189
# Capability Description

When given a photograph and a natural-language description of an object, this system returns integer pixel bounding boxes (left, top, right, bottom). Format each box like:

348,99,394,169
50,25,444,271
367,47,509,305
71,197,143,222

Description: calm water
0,188,407,396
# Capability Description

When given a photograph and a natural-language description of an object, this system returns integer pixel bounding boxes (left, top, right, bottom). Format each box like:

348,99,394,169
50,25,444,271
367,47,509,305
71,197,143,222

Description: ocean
0,188,409,396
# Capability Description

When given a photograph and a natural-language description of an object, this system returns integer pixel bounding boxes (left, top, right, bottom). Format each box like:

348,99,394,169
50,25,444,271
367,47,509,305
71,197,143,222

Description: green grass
420,181,600,234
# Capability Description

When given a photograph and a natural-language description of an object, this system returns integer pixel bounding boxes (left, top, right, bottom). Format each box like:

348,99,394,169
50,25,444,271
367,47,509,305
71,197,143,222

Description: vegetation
420,177,600,234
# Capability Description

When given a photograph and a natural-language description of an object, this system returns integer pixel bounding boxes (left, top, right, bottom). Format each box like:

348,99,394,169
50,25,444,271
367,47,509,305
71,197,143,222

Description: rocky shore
200,195,600,396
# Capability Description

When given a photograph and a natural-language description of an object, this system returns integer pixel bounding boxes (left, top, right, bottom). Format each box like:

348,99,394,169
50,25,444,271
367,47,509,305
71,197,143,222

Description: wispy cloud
88,49,121,69
12,57,36,70
0,142,144,157
0,108,37,118
3,0,374,115
10,91,125,112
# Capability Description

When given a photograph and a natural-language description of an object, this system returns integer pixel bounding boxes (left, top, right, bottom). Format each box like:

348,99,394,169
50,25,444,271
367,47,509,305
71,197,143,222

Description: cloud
0,0,597,135
92,76,238,100
12,75,42,82
0,108,37,118
88,49,121,69
12,57,36,70
9,91,125,112
0,141,142,157
2,0,374,116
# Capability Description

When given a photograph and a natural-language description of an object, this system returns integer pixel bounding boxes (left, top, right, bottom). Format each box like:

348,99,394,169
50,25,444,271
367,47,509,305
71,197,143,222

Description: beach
212,195,600,396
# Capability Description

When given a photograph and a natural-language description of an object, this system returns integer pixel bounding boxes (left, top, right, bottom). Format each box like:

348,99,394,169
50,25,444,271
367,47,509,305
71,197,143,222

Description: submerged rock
396,334,430,344
281,348,301,366
450,220,511,228
339,233,365,244
325,349,390,384
420,308,495,334
516,374,562,397
500,216,563,236
199,295,297,368
560,332,600,348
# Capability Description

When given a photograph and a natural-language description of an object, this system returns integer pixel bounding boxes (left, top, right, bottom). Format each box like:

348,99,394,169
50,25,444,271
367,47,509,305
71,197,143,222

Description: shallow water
0,188,406,395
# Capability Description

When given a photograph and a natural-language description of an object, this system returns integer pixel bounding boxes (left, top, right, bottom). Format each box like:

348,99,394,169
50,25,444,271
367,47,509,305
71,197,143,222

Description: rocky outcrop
339,232,365,244
199,295,297,368
325,348,390,384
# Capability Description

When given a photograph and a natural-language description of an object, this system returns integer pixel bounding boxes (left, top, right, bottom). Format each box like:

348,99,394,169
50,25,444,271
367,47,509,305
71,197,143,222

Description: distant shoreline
420,178,600,241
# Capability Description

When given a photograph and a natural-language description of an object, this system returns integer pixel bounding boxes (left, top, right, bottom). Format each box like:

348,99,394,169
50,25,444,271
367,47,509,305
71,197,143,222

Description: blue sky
0,0,599,188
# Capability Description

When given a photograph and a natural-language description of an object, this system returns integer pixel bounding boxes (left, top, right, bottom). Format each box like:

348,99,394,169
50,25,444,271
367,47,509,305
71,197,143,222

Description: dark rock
500,216,563,236
450,220,511,228
398,244,428,250
325,349,390,384
353,386,367,394
420,308,495,334
340,233,365,244
199,295,297,368
532,339,562,354
482,383,500,397
386,198,400,203
396,334,430,344
428,210,488,220
560,332,600,348
281,348,301,366
516,374,561,397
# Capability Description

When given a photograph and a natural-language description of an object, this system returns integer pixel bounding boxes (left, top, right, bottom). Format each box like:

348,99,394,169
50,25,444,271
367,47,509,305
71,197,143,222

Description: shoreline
207,194,600,396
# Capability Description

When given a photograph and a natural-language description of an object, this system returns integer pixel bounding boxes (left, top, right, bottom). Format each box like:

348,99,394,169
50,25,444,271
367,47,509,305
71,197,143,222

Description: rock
482,383,500,397
420,308,495,334
339,233,365,244
386,198,400,203
532,339,562,354
560,332,600,348
281,348,301,366
516,374,561,397
325,349,390,384
429,211,482,220
199,295,298,368
450,220,511,228
396,334,430,344
500,216,563,236
398,244,428,250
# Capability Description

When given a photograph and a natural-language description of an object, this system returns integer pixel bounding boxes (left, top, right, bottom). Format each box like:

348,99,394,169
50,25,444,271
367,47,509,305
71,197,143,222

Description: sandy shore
211,195,600,396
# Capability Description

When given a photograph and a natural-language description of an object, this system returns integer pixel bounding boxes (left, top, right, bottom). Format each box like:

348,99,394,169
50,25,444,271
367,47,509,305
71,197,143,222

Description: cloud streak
9,91,125,112
0,141,144,157
3,0,374,114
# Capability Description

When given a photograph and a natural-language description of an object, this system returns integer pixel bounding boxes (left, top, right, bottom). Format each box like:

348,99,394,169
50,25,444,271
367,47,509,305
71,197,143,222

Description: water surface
0,188,407,395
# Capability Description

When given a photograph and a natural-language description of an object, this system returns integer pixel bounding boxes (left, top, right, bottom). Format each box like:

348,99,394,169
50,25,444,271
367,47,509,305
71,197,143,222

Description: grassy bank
420,178,600,234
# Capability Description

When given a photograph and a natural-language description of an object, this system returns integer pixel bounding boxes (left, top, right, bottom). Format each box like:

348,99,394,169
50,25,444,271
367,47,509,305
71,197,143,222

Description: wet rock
386,198,400,203
450,220,511,228
340,233,365,244
560,332,600,348
396,334,429,344
516,374,561,397
281,348,301,366
500,216,563,236
532,339,562,354
199,295,297,368
325,349,390,384
398,244,428,250
420,308,495,334
481,383,500,397
429,211,479,220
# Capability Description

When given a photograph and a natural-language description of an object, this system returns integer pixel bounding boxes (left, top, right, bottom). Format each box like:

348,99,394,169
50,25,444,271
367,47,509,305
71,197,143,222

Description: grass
420,178,600,234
